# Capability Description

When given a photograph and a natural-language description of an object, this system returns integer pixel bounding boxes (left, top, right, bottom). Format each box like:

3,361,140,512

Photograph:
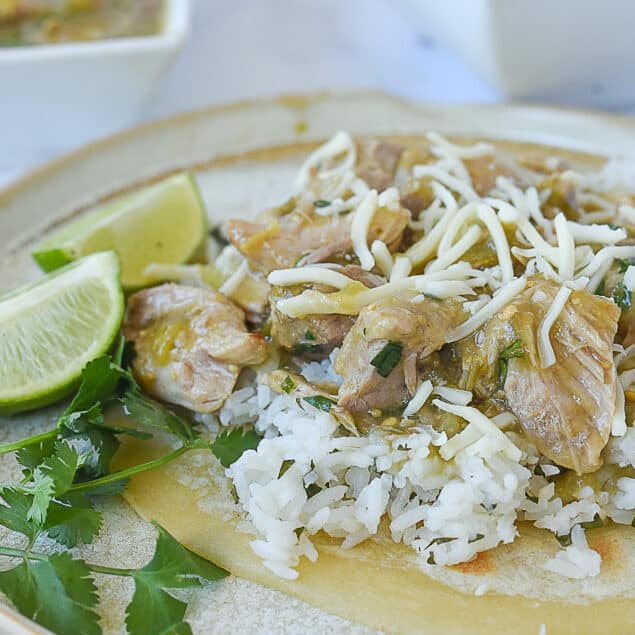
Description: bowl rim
0,0,189,61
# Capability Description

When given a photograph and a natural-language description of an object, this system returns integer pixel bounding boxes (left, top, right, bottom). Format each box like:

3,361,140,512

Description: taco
114,130,635,635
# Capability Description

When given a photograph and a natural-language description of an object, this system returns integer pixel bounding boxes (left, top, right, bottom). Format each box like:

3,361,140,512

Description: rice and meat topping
124,132,635,581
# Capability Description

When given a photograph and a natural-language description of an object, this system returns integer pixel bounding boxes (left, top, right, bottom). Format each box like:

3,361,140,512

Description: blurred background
1,0,634,187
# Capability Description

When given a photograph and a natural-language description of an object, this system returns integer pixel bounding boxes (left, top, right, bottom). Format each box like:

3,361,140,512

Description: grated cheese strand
412,165,479,202
432,386,472,406
390,255,413,282
371,240,393,277
566,221,626,245
267,266,354,290
476,204,514,283
426,131,494,159
433,399,522,461
403,380,433,417
537,285,571,368
446,277,527,343
426,224,482,273
624,265,635,291
613,370,626,437
554,213,575,280
219,260,249,297
351,189,379,270
295,131,356,190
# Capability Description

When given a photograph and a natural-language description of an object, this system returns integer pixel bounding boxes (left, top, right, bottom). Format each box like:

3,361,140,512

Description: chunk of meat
355,140,403,191
335,293,464,413
123,284,268,413
270,265,385,353
227,206,409,274
499,279,619,473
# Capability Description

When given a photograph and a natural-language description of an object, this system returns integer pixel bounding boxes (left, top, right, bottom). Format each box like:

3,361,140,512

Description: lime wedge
0,251,124,415
32,172,208,289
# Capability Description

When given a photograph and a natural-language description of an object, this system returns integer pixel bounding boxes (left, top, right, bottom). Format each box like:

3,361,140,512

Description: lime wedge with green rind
0,251,124,415
32,172,208,289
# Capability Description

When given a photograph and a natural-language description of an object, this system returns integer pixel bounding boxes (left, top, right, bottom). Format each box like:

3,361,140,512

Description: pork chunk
335,293,464,413
124,284,268,413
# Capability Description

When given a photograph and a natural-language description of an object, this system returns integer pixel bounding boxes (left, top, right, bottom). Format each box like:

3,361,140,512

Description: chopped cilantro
370,341,403,378
612,281,632,309
278,460,294,479
580,513,603,530
619,258,635,273
498,338,525,387
468,533,485,543
424,536,456,550
534,464,545,477
526,494,539,504
211,428,262,468
281,375,295,394
314,199,331,208
595,279,606,296
306,483,321,497
304,330,316,341
303,396,335,412
556,533,573,547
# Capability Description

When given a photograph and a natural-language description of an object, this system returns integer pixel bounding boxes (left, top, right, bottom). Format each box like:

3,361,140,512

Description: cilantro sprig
0,338,230,634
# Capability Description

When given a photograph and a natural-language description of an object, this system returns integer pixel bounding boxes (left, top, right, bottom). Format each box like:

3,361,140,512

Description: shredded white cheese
402,380,433,417
432,386,472,406
426,224,482,273
219,260,249,298
554,213,575,280
433,399,522,461
295,131,356,190
370,240,393,278
351,189,379,270
537,285,571,368
412,165,479,202
267,266,353,290
389,255,412,282
426,131,494,159
446,277,527,343
566,220,626,245
476,204,514,283
613,371,627,437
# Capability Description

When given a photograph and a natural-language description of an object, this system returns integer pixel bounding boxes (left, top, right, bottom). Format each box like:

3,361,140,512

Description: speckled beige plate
2,93,635,635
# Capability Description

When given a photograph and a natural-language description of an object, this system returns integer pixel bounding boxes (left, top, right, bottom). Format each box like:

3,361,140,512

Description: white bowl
0,0,189,172
406,0,635,108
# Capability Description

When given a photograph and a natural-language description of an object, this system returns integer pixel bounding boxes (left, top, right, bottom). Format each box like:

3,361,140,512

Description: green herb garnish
304,330,316,341
619,258,635,273
370,341,403,378
281,375,295,394
580,513,603,530
526,494,539,504
595,279,606,296
211,427,262,468
314,199,331,208
278,460,294,479
534,464,545,477
468,533,485,543
613,281,632,309
303,396,335,412
424,536,456,550
556,533,573,547
0,344,228,634
498,338,525,387
608,223,622,231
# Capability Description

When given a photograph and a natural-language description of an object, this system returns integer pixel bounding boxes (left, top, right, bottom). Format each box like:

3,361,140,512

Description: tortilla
114,434,635,635
2,95,635,633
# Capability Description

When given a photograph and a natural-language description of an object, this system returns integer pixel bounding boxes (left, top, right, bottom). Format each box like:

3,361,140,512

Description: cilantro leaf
498,338,525,387
0,489,39,540
0,553,100,635
23,442,81,524
211,428,262,468
78,477,130,497
122,389,198,443
45,495,103,548
58,403,104,434
16,437,56,473
613,281,632,310
370,341,402,377
66,355,130,414
303,395,335,412
126,523,228,635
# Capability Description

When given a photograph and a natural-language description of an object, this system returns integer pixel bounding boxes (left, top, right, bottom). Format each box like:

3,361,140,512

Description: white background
1,0,631,187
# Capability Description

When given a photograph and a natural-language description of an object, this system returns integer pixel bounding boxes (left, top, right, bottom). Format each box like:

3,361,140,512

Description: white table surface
0,0,631,189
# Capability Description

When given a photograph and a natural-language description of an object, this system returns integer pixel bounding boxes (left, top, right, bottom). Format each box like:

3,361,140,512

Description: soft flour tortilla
2,118,635,632
119,137,634,634
115,433,635,635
